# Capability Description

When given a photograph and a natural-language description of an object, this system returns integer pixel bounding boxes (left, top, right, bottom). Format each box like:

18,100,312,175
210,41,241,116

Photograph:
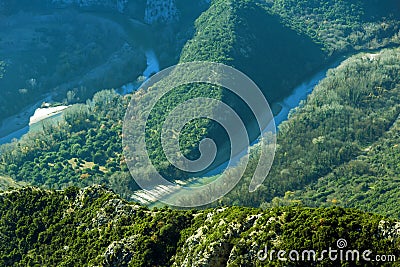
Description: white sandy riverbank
29,105,70,126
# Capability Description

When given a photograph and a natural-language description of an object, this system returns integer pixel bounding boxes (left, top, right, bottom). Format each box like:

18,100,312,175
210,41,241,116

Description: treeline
180,0,327,101
137,0,328,180
3,47,399,217
0,90,138,198
133,0,400,183
215,47,400,218
0,185,194,266
263,0,400,54
1,0,400,209
283,115,400,218
0,185,399,266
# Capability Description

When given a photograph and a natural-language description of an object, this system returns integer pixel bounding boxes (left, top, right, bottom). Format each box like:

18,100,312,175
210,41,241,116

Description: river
0,50,161,146
0,47,343,205
273,59,342,126
118,50,160,95
0,48,343,206
133,58,345,206
200,58,343,178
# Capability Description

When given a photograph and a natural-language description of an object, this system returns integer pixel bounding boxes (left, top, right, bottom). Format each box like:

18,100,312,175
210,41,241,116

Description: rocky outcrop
379,220,400,242
1,186,400,266
171,207,400,266
172,209,268,267
102,236,138,267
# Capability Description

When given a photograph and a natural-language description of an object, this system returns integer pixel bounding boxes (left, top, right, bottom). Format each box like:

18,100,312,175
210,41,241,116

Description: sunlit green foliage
218,47,400,218
0,186,193,266
263,0,400,54
280,109,400,218
0,90,138,198
140,0,327,180
1,1,400,266
126,0,400,182
1,0,400,213
0,186,398,266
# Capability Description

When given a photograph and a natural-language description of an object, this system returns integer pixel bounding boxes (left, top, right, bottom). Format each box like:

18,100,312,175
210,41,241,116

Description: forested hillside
263,0,400,53
0,7,146,122
1,0,400,205
93,0,400,181
0,0,207,124
0,186,399,266
216,47,400,218
0,91,139,198
284,114,400,218
1,1,400,265
179,0,327,101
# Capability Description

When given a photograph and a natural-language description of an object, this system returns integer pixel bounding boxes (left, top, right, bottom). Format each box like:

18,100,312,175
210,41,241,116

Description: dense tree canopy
216,47,400,218
0,0,400,220
0,1,400,265
0,186,398,266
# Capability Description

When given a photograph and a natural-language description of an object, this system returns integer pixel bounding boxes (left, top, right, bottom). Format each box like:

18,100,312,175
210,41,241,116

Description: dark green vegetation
218,47,400,218
0,90,140,199
264,0,400,54
0,185,399,266
0,0,400,209
0,186,193,267
0,8,145,122
0,1,400,266
4,45,400,217
0,0,207,124
285,115,400,218
131,0,400,180
179,0,400,98
179,0,327,101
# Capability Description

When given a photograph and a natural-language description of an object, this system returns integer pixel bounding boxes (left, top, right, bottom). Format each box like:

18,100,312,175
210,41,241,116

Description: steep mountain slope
279,107,400,218
0,186,399,266
0,90,138,198
178,0,400,100
0,0,207,124
107,0,400,182
0,0,400,207
0,5,145,122
0,0,327,188
217,47,400,216
262,0,400,54
179,0,327,101
2,1,400,266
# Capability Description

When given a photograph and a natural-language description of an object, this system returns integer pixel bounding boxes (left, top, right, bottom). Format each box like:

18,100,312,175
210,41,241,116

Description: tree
93,152,106,165
0,61,5,79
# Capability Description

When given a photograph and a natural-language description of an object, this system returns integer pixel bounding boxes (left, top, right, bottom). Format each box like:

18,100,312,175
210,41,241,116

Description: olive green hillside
0,185,399,266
